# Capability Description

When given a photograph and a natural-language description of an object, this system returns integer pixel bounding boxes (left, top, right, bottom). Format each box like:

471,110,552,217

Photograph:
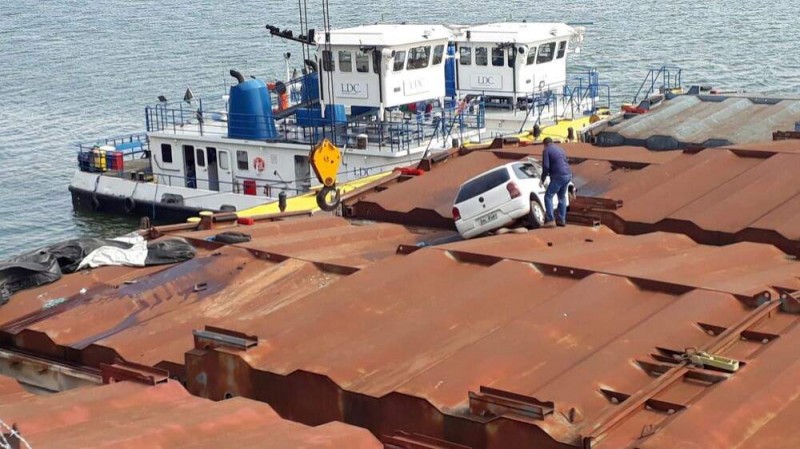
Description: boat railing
145,93,485,153
632,65,683,104
153,172,306,198
75,132,151,174
563,75,611,119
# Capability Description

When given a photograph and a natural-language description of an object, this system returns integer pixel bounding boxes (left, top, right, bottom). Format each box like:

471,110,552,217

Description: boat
69,21,607,222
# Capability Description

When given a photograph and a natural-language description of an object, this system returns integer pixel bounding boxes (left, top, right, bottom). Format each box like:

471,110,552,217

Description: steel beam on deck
0,348,101,393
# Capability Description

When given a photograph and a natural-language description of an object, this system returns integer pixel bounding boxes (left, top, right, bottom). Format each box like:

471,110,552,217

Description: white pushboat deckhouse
454,22,578,107
69,21,605,222
316,24,452,116
451,22,601,134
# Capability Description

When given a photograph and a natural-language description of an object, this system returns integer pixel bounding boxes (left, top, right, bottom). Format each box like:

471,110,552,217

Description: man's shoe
542,221,557,229
556,221,567,227
510,227,528,234
495,227,511,235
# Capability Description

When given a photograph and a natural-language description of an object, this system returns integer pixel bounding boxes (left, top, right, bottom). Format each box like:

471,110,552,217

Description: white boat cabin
316,24,452,115
453,23,579,109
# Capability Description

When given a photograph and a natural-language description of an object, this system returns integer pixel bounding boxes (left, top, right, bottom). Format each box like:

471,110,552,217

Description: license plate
478,211,498,226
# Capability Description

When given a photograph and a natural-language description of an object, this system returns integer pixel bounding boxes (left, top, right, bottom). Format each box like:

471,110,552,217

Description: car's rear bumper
456,197,529,239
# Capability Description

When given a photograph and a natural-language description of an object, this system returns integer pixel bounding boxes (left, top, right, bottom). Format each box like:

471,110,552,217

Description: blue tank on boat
445,43,457,98
301,72,320,104
227,72,278,140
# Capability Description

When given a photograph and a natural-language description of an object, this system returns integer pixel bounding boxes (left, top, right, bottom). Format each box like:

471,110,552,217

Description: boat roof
455,22,577,43
318,24,452,47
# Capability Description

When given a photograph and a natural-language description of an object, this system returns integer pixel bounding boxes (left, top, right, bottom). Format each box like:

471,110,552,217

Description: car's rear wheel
528,199,545,229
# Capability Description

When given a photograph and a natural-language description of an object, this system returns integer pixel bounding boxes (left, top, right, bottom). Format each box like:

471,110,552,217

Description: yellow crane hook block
309,139,343,212
309,139,342,187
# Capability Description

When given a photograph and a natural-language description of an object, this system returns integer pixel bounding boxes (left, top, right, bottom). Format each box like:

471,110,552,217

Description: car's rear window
512,163,540,179
456,167,510,203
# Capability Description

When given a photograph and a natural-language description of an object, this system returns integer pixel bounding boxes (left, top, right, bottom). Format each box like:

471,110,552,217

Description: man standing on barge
540,137,572,228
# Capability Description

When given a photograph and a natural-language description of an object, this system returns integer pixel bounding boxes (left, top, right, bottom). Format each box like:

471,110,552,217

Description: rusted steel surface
483,142,683,166
0,263,173,329
440,231,800,300
629,295,800,449
0,347,101,393
587,148,800,254
0,218,449,376
177,215,452,269
0,374,25,398
0,221,798,447
722,139,800,155
0,245,293,371
0,380,383,448
180,228,800,449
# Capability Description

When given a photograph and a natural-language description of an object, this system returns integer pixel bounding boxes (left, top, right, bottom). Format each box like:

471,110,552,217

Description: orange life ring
253,157,266,172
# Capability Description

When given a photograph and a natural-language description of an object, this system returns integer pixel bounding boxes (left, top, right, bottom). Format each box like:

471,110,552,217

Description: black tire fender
213,231,252,244
123,197,136,214
316,186,341,212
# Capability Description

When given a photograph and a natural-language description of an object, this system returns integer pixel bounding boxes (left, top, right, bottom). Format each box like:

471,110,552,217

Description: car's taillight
506,181,521,199
452,206,461,221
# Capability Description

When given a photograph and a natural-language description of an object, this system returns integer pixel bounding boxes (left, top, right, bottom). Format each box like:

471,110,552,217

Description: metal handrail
154,172,306,197
633,65,683,104
75,132,149,153
145,98,485,153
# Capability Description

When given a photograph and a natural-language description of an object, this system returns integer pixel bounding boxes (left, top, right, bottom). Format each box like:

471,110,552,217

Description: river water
1,0,799,257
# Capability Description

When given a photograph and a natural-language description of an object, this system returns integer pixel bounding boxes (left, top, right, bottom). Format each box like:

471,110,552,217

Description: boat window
219,151,230,170
322,50,334,71
537,42,556,64
475,47,488,66
491,47,504,67
407,46,430,70
196,149,205,167
338,51,352,72
557,41,567,59
161,143,173,163
507,48,515,67
236,150,248,170
432,45,445,65
526,47,537,65
393,50,406,71
459,46,471,65
356,51,369,73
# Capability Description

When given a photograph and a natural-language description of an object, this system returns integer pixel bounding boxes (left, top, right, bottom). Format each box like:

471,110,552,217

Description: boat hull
68,170,270,223
69,185,206,223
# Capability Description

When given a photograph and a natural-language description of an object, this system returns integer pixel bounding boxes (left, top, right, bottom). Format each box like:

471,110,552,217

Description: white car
452,160,575,239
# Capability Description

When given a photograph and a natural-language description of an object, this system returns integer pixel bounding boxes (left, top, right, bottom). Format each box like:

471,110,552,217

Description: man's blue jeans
544,175,571,223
